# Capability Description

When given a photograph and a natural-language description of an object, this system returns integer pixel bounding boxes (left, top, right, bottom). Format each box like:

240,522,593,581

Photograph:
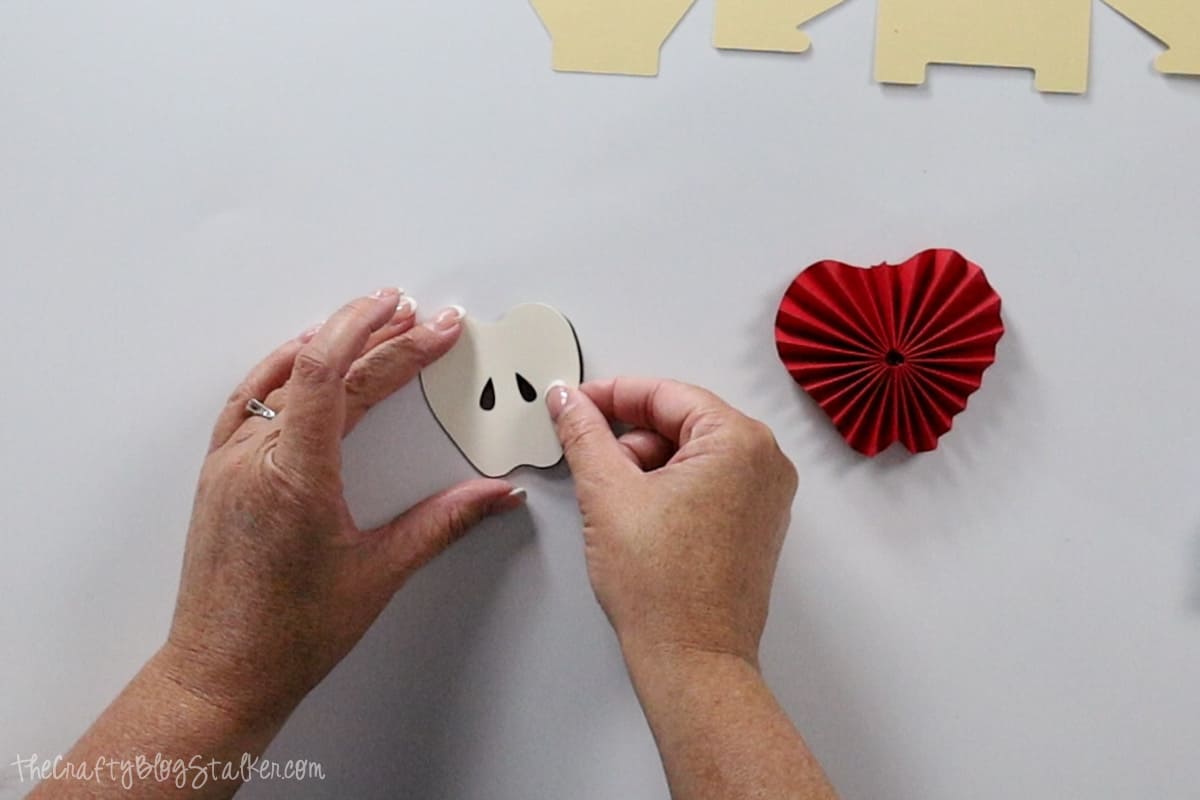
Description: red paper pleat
775,249,1005,456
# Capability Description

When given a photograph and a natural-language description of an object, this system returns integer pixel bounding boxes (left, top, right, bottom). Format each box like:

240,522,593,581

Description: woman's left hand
160,287,525,733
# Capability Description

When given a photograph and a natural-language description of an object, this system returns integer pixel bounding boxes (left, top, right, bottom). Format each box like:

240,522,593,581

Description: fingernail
431,305,466,332
490,487,527,514
396,296,418,318
372,287,401,299
298,322,323,342
545,380,570,421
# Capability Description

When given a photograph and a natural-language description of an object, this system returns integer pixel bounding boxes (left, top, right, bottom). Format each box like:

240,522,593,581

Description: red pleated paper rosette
775,249,1004,456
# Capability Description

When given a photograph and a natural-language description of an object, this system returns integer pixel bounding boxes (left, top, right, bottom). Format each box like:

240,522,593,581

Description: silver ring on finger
245,398,278,420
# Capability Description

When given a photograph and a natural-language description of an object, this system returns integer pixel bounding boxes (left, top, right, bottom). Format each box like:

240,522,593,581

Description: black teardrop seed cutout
515,373,538,403
479,378,496,411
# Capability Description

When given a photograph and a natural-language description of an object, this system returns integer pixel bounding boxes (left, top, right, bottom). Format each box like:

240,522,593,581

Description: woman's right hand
545,377,799,667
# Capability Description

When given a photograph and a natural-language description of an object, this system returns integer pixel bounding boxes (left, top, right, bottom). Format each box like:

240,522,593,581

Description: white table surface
2,2,1199,798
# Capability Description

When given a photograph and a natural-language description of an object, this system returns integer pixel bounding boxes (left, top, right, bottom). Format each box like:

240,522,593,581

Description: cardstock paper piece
420,304,582,478
874,0,1093,94
774,249,1004,457
714,0,844,54
1104,0,1200,76
530,0,698,76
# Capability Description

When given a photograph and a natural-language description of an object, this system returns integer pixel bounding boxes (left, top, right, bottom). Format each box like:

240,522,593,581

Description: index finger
580,377,733,446
276,288,402,467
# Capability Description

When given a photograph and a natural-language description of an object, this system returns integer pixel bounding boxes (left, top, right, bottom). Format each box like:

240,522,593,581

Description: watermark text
10,753,324,790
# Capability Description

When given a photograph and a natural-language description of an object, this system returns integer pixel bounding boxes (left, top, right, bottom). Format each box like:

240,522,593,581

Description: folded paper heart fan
775,249,1004,456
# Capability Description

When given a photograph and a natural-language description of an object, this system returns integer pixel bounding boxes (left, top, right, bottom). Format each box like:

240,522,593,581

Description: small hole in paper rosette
885,350,906,367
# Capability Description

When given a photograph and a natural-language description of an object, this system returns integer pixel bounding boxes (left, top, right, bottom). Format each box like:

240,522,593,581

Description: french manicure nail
396,296,418,317
372,287,400,299
431,305,466,332
545,380,570,420
490,487,527,514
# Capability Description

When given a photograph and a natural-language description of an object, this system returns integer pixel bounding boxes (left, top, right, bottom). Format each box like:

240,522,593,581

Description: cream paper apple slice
420,304,583,478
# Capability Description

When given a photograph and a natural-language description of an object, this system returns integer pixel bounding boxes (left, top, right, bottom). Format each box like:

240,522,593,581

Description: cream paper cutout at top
529,0,698,76
713,0,845,53
1104,0,1200,76
874,0,1093,93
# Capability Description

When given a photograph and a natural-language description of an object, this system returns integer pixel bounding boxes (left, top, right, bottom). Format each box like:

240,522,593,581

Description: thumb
371,479,524,582
546,382,635,488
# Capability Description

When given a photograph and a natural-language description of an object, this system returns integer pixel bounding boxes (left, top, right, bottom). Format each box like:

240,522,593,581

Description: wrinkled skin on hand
163,290,524,728
547,377,798,666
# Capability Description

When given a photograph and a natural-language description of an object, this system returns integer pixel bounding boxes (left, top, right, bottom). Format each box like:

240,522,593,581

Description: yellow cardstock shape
713,0,845,53
1104,0,1200,75
530,0,698,76
874,0,1093,94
